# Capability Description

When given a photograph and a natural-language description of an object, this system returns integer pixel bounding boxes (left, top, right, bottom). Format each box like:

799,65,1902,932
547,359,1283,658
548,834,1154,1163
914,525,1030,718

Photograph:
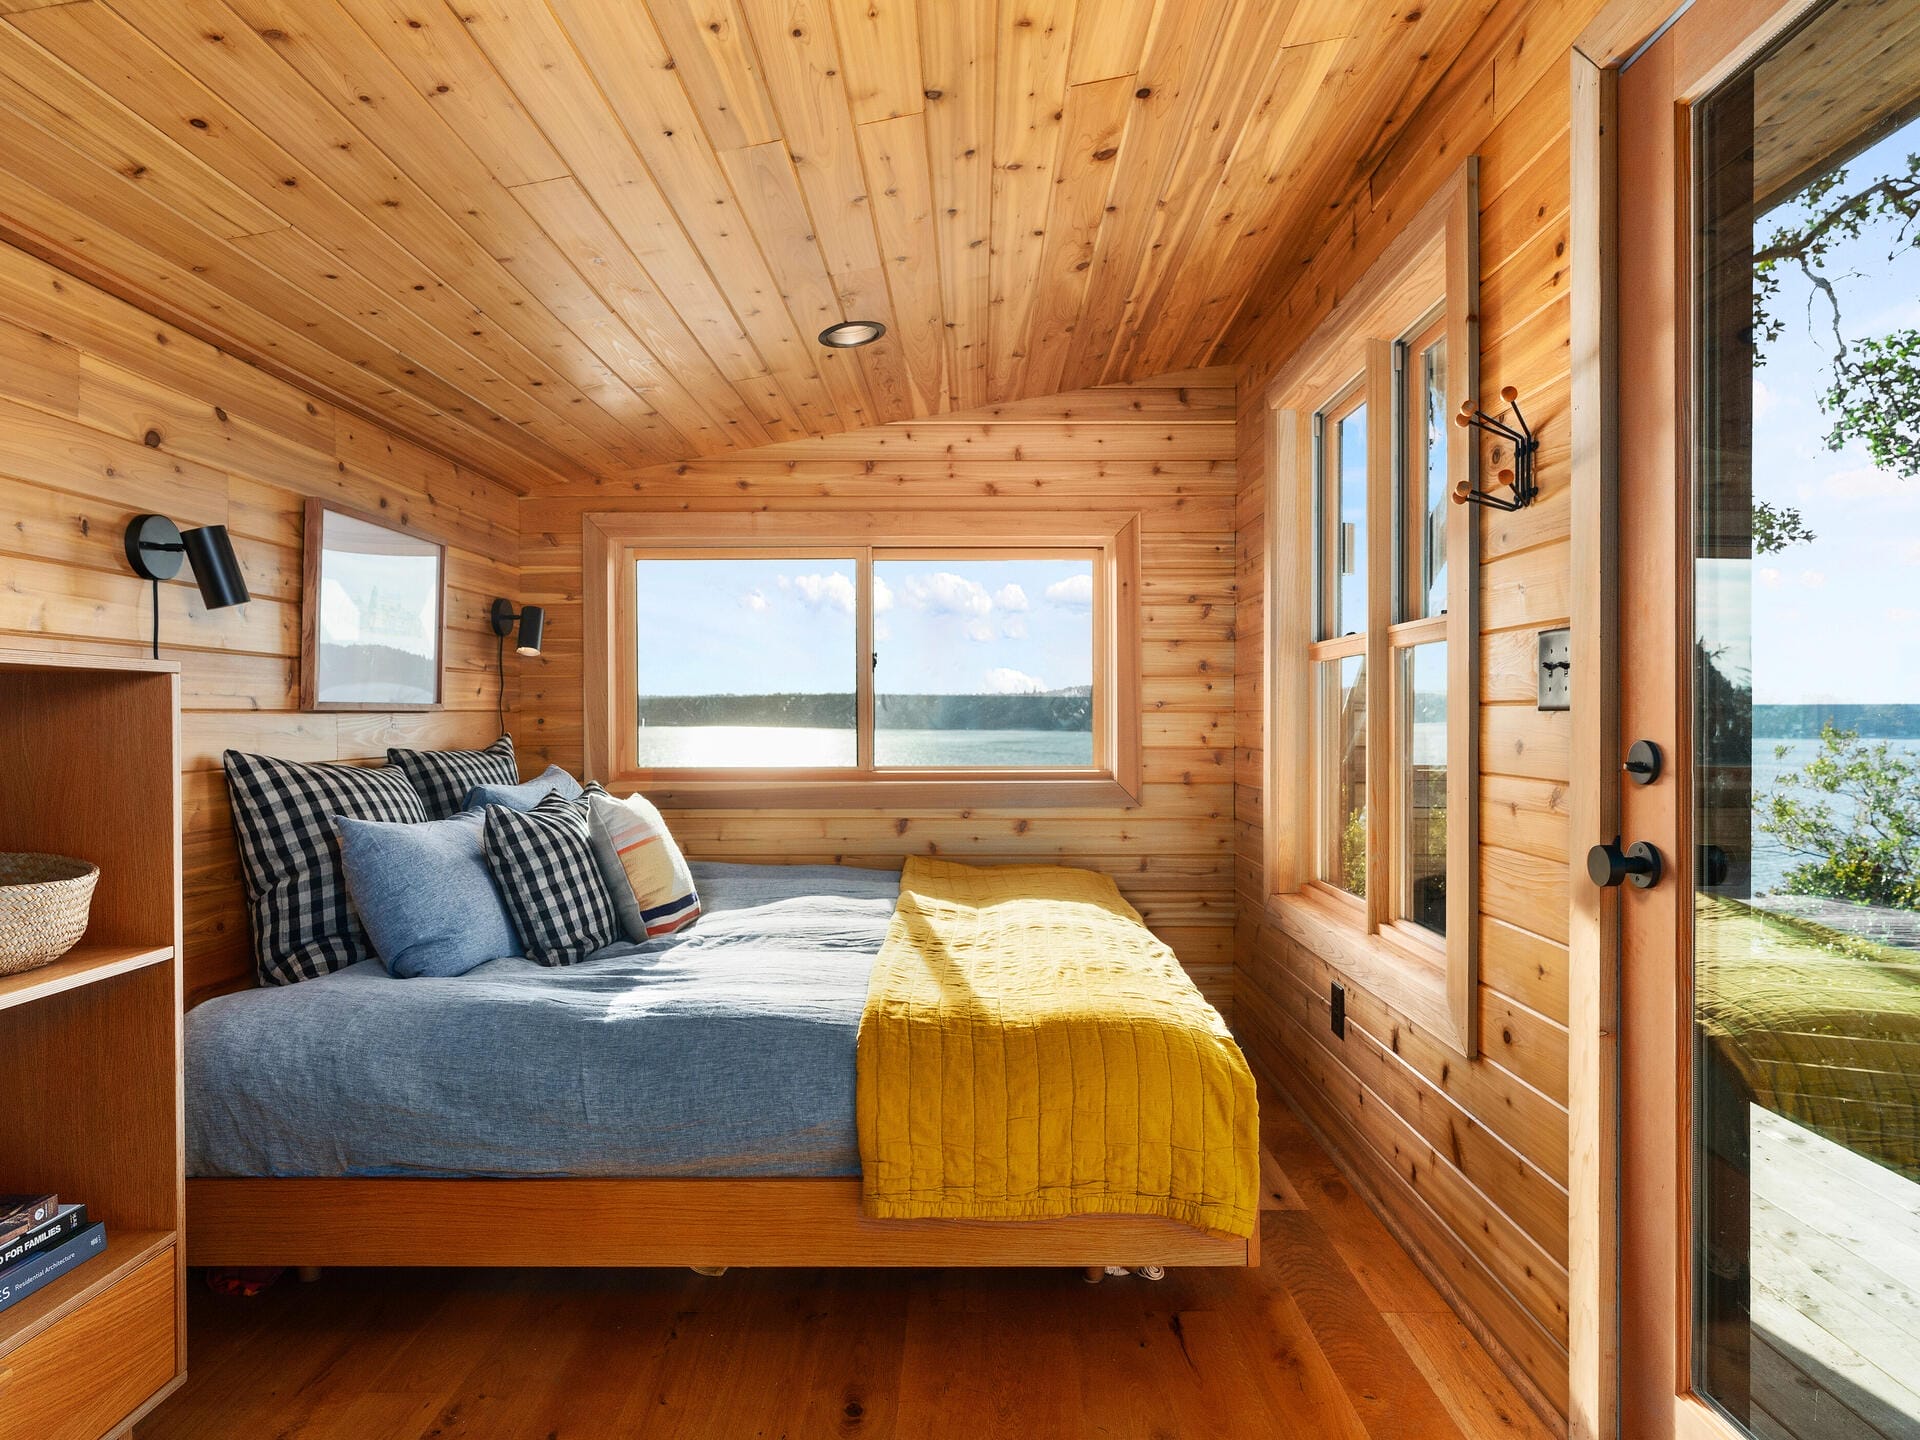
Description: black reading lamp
124,513,251,658
490,599,546,733
491,598,545,657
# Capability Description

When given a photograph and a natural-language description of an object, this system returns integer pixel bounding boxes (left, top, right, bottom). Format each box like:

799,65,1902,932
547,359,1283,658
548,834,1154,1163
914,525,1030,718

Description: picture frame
300,499,445,712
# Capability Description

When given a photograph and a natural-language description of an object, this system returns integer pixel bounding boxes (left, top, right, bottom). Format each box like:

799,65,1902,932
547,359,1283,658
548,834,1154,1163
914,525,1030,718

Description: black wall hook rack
1451,385,1538,512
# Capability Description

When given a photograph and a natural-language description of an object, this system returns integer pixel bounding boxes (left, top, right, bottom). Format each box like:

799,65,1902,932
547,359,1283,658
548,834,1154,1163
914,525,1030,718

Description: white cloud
905,571,993,616
786,572,856,613
1045,573,1094,609
993,583,1029,612
965,619,996,642
875,619,892,642
1001,615,1028,639
1751,379,1777,423
741,588,771,613
1889,607,1920,625
1799,569,1827,589
1759,567,1782,587
874,575,894,612
984,667,1047,694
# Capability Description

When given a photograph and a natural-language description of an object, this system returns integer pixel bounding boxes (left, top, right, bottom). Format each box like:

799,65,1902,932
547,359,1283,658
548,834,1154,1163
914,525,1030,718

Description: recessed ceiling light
818,319,886,348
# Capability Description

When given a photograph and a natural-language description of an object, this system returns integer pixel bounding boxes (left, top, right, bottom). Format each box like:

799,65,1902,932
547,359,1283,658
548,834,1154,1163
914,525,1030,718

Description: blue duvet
186,863,901,1178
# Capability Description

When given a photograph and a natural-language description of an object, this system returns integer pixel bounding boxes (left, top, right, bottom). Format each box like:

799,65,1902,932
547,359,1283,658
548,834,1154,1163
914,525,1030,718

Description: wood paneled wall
515,373,1238,1010
0,238,524,1007
1223,3,1607,1423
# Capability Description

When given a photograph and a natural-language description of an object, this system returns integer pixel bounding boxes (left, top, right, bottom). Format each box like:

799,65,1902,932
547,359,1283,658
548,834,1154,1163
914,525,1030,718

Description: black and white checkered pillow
386,734,518,821
223,750,429,986
482,792,618,966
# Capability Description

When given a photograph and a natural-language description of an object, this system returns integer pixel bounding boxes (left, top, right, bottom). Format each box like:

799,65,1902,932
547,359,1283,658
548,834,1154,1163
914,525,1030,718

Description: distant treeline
638,691,1093,732
317,641,435,698
1754,704,1920,738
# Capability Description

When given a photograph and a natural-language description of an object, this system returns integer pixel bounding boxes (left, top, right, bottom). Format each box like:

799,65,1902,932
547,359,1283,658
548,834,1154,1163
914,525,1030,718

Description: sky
1719,119,1920,704
633,556,1094,697
316,550,438,655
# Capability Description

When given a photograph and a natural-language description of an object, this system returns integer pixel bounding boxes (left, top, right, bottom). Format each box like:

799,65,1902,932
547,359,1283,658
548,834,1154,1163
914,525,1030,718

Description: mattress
186,862,902,1179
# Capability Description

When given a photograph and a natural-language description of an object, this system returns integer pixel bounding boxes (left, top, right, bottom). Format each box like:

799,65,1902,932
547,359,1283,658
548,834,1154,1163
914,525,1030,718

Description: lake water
633,725,1095,770
627,726,1903,893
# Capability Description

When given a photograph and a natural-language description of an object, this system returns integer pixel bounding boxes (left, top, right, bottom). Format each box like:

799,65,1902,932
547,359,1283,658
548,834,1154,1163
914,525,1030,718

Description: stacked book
0,1193,106,1314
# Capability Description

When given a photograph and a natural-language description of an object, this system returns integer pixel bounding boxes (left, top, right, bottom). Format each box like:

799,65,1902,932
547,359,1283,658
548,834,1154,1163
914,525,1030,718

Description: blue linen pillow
334,810,521,978
462,764,583,814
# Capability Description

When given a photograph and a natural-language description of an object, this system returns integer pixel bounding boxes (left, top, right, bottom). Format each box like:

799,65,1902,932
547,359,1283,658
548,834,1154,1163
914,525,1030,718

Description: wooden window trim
1263,158,1481,1057
583,510,1142,809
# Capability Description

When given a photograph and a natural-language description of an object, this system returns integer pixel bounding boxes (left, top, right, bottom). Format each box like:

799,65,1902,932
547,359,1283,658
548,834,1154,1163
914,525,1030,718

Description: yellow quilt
856,857,1259,1238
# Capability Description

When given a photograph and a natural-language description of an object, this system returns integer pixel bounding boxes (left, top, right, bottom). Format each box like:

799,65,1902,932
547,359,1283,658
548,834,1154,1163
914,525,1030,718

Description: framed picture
301,500,445,711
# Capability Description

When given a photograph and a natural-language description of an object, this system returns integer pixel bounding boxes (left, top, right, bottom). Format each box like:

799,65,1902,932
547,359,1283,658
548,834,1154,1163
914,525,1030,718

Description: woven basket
0,853,100,977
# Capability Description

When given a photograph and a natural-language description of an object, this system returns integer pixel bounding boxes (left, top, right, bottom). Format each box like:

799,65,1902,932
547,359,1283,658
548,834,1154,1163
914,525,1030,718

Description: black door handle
1587,838,1662,889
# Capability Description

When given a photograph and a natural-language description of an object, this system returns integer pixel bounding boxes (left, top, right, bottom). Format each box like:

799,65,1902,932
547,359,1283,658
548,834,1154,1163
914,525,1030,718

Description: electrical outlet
1330,981,1346,1038
1538,627,1571,711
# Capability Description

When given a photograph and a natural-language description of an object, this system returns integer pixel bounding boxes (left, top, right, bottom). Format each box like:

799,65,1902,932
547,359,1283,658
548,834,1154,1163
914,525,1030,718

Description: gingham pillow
223,750,429,986
482,792,618,966
386,734,518,821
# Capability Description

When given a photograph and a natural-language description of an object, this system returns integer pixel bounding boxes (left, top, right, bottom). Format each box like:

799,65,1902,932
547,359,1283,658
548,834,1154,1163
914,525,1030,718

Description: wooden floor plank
1258,1090,1457,1318
140,1131,1553,1439
1386,1310,1561,1440
1748,1112,1920,1440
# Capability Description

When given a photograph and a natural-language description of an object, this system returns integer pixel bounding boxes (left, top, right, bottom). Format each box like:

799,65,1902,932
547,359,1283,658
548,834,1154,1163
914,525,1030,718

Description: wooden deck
1751,1107,1920,1440
137,1089,1554,1439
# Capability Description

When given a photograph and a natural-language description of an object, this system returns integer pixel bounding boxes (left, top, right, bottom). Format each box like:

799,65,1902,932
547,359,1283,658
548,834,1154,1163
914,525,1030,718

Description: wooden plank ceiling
0,0,1501,491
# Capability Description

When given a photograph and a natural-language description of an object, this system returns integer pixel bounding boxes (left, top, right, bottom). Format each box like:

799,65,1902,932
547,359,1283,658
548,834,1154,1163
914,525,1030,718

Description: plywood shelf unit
0,1228,175,1357
0,945,175,1014
0,649,186,1440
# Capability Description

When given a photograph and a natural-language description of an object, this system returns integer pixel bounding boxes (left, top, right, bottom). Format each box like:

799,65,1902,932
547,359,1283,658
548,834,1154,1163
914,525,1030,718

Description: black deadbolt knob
1587,839,1662,889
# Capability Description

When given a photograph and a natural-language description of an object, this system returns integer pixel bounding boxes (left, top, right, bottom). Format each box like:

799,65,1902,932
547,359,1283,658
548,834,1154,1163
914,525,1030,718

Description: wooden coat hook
1451,386,1538,512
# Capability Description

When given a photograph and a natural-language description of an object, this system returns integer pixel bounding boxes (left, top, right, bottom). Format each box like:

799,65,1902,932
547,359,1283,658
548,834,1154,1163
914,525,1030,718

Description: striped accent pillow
482,792,618,967
223,750,428,986
386,735,518,821
582,785,701,941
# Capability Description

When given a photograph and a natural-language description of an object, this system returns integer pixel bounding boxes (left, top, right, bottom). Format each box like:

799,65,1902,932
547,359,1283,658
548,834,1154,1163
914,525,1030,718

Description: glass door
1688,3,1920,1433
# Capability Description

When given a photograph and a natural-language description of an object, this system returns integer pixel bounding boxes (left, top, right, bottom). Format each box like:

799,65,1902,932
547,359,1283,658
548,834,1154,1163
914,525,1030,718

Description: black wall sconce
490,598,546,733
124,513,251,658
491,598,545,657
1450,385,1539,512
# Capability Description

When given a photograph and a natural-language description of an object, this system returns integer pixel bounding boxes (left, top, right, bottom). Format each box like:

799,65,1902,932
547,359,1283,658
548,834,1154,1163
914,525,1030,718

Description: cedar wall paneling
0,239,524,1007
515,374,1238,1010
1225,5,1608,1423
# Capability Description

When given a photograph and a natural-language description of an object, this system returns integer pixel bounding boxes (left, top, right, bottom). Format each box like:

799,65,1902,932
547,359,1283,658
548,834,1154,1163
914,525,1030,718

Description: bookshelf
0,650,184,1440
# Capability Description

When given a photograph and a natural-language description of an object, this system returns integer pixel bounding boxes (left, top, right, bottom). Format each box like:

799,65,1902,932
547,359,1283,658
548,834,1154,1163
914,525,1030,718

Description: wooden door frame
1567,2,1828,1436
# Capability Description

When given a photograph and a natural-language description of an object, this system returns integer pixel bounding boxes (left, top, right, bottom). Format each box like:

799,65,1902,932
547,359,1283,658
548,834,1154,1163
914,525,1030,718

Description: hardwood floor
139,1092,1555,1439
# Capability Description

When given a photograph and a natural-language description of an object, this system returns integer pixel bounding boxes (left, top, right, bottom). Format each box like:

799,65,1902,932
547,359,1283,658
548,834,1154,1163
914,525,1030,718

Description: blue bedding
186,863,901,1179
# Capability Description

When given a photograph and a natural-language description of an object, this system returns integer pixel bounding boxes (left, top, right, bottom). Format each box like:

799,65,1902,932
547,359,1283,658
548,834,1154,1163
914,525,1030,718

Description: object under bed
186,863,901,1179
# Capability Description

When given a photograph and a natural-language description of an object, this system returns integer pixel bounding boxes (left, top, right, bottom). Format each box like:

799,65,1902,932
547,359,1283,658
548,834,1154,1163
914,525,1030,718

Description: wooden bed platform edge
185,1178,1257,1270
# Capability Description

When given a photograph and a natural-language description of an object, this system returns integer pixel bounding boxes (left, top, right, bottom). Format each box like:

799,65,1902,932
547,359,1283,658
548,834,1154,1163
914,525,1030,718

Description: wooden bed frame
183,797,1255,1276
186,1177,1256,1270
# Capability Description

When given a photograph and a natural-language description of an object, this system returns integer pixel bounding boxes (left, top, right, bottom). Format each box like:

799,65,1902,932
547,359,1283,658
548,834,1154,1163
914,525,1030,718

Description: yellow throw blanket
856,857,1259,1238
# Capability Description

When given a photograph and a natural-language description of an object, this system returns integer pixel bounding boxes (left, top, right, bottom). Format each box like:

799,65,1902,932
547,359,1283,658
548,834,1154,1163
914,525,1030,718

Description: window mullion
1364,340,1396,935
856,547,875,772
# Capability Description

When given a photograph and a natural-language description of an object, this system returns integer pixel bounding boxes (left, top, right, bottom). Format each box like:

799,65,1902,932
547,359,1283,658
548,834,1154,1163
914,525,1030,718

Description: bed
185,860,1259,1272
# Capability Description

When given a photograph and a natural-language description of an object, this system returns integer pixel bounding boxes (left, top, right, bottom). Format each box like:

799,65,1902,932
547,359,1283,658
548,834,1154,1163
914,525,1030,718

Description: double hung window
1269,161,1479,1055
